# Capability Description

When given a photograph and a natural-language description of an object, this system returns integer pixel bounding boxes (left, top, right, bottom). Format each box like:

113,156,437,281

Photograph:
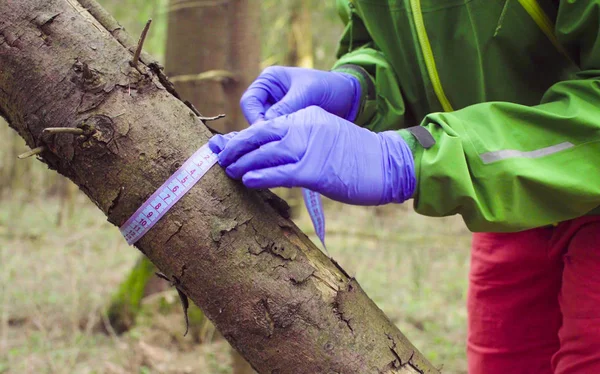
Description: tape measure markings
302,188,327,252
120,143,328,252
120,144,218,245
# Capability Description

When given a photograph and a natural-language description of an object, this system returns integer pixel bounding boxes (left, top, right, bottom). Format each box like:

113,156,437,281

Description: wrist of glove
240,66,362,124
208,106,416,206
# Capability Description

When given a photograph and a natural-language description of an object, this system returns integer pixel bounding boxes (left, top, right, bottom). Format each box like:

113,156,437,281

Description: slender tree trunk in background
227,0,261,132
0,1,440,373
56,177,79,226
0,126,18,194
164,1,260,371
287,0,314,70
0,127,37,196
165,0,260,134
105,254,172,333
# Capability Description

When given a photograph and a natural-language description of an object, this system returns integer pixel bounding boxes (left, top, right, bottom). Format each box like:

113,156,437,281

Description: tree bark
0,1,439,373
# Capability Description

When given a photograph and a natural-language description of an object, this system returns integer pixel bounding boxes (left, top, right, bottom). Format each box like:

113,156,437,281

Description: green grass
0,189,471,373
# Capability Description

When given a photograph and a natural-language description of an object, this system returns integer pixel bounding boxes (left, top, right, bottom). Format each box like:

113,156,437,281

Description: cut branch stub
18,146,46,160
131,19,152,68
43,127,85,135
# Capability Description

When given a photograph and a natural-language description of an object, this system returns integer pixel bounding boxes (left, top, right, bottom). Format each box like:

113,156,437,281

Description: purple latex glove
240,66,361,125
208,106,416,206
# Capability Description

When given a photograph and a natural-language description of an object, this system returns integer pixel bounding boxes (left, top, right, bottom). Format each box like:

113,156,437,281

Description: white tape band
119,144,218,245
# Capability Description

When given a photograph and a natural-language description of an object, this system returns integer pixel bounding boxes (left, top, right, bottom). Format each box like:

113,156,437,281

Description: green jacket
333,0,600,232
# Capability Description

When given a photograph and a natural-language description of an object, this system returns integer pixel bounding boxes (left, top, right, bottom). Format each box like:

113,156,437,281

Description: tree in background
167,0,262,371
165,0,259,134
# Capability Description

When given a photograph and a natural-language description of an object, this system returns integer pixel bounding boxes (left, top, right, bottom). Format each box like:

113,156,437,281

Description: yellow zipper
517,0,576,66
409,0,454,112
403,0,572,114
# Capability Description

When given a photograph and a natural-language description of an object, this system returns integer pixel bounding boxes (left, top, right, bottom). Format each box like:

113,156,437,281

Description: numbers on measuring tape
119,144,328,254
119,144,218,245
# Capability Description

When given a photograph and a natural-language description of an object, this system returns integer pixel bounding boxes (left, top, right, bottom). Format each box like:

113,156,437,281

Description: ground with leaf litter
0,192,470,374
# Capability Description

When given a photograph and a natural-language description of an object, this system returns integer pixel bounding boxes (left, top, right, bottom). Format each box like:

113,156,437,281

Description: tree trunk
286,0,314,70
0,1,439,373
165,0,260,134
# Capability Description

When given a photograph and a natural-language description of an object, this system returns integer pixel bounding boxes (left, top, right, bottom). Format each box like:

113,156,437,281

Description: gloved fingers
242,163,300,189
240,69,289,125
208,132,238,154
264,87,308,120
225,140,300,180
216,120,290,168
240,86,270,125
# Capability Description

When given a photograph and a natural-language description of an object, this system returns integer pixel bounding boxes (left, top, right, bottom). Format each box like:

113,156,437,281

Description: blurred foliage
100,0,169,60
260,0,341,69
100,0,342,69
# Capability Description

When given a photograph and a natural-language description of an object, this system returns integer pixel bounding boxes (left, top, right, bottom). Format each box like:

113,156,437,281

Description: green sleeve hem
397,129,424,200
332,65,377,127
396,129,419,155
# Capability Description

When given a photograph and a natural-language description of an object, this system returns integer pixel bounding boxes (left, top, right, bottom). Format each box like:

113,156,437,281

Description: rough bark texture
0,1,440,373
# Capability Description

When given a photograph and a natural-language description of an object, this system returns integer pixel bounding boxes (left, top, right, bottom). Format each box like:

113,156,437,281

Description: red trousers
468,216,600,374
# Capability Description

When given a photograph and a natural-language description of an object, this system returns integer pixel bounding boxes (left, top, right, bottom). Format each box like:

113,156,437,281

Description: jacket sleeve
331,0,411,132
398,0,600,232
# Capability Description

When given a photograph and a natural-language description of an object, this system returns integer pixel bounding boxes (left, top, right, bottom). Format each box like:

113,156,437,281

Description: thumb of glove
242,164,298,189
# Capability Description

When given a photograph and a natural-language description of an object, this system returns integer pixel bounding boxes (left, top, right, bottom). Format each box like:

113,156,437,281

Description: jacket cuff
397,127,437,200
332,64,377,126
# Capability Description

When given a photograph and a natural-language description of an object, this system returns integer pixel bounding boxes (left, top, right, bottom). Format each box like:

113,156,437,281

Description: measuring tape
120,144,218,245
120,143,327,250
302,189,327,252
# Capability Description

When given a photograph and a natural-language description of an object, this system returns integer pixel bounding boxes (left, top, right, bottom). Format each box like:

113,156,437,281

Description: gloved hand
240,66,361,125
205,131,238,151
208,106,416,206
